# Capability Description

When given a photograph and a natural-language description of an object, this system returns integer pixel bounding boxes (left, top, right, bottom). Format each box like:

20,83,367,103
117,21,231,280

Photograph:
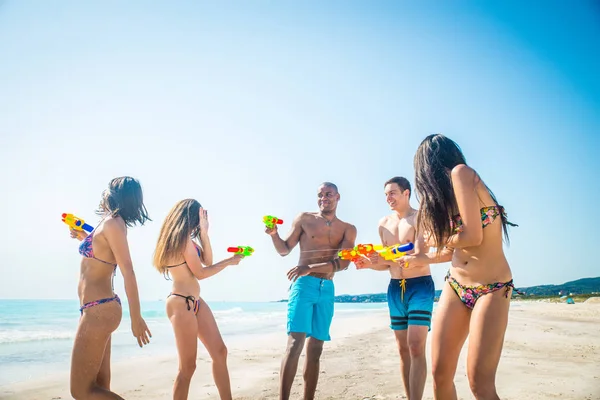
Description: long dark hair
153,199,201,273
96,176,151,227
413,134,513,253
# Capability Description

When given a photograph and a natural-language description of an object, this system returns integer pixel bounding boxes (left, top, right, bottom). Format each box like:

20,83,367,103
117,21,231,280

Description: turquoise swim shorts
287,275,335,341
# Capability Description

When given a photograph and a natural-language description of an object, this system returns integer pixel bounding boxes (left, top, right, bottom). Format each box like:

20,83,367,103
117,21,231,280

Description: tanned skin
356,181,431,400
266,183,357,400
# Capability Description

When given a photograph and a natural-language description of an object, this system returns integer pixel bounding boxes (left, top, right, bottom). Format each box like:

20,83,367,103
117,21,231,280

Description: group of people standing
68,133,518,400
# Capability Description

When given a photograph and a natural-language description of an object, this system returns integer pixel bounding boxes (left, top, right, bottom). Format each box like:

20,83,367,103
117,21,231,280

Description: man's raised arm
267,212,304,257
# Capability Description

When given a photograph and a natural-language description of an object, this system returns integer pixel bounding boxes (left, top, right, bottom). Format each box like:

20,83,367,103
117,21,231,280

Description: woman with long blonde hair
153,199,244,400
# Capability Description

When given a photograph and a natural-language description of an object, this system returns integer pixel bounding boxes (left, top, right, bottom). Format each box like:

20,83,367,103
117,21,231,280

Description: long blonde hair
153,199,201,274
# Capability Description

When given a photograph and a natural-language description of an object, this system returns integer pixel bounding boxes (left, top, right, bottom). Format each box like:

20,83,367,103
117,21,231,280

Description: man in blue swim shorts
265,182,357,400
355,177,435,400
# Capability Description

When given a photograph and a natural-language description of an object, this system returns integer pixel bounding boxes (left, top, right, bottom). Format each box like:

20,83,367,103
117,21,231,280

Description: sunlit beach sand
2,301,598,400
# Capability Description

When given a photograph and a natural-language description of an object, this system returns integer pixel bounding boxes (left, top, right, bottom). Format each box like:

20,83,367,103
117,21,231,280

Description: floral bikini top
79,230,117,267
78,225,117,291
450,205,518,233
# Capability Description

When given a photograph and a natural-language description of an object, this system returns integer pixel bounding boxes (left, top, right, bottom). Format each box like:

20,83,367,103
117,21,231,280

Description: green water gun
263,215,284,229
227,246,255,257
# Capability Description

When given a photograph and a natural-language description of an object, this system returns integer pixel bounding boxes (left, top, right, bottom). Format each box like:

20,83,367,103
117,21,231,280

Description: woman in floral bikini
400,134,519,399
69,177,152,400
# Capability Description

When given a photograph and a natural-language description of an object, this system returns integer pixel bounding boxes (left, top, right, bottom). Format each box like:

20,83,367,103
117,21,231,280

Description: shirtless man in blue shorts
355,176,434,400
265,182,357,400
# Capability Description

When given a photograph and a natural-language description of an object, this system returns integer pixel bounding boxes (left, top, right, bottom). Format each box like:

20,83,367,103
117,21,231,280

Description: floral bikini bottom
445,271,524,309
79,294,121,315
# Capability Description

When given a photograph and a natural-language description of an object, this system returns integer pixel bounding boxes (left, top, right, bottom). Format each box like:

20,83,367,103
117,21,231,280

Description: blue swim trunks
387,275,435,331
287,276,335,341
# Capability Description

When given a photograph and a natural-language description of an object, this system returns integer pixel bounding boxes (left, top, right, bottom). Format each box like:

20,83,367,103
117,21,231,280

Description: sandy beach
2,301,599,400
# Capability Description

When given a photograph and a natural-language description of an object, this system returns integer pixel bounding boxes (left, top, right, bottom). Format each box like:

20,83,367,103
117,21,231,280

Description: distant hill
514,277,600,296
276,276,600,303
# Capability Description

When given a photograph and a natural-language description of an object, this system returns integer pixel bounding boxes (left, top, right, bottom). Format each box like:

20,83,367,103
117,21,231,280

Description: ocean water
0,299,387,387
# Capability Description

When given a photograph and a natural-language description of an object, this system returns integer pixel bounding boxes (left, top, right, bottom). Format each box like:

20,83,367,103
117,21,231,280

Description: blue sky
0,0,598,301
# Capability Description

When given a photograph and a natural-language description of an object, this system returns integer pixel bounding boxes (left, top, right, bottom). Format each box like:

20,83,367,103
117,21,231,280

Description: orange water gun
338,243,384,263
338,242,414,266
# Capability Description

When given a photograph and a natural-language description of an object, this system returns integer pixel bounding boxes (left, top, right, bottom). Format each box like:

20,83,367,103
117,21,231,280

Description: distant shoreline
275,293,600,303
274,276,600,303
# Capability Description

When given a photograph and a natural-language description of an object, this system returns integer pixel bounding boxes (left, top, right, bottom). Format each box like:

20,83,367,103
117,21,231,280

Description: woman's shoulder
450,163,475,179
102,214,125,226
96,214,126,238
451,164,483,187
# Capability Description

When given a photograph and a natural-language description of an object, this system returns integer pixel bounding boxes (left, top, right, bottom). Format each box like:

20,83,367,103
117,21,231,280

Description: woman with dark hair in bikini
400,134,518,399
153,199,244,400
68,176,153,400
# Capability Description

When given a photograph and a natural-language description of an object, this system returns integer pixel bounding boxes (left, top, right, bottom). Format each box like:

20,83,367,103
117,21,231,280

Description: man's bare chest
303,222,345,247
381,220,415,246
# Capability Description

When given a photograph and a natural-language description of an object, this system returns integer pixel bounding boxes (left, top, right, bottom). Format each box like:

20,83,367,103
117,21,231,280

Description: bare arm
446,165,484,248
269,213,304,256
398,222,454,268
369,263,392,271
365,224,392,270
104,218,142,320
421,247,454,263
103,218,152,347
307,224,358,274
184,239,240,280
197,232,213,266
403,247,454,267
405,218,432,266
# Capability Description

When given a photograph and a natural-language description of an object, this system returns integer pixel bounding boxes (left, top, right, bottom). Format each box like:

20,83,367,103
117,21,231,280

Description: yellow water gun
62,213,94,233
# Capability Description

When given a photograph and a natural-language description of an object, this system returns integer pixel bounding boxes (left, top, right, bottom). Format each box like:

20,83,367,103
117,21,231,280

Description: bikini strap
168,293,196,311
476,189,518,228
162,261,187,281
89,216,118,266
93,255,117,266
165,261,186,268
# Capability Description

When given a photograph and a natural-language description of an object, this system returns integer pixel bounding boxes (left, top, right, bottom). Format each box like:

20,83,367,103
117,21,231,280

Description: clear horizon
0,274,596,302
1,1,599,302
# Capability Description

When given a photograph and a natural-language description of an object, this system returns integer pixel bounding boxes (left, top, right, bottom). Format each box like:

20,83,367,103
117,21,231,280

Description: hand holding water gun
379,242,414,262
227,246,255,257
337,248,363,263
395,243,431,269
264,215,283,235
339,242,414,269
338,243,384,269
62,213,94,241
62,213,94,233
